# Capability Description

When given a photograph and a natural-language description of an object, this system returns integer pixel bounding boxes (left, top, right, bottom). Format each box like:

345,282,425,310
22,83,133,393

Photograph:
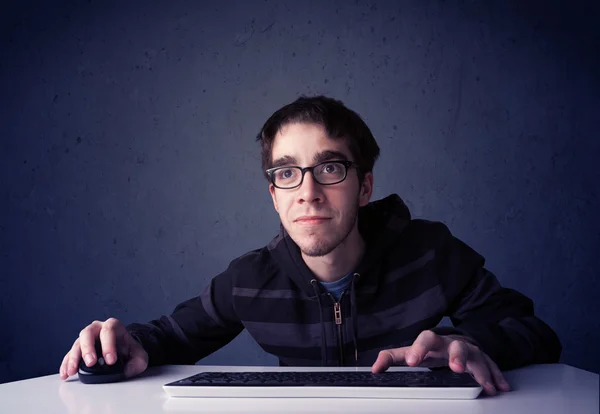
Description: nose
296,169,323,204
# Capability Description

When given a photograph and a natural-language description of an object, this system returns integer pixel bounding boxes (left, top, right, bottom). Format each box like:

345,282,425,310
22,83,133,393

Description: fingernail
485,382,497,394
83,354,94,366
452,358,463,367
105,353,115,364
407,353,418,364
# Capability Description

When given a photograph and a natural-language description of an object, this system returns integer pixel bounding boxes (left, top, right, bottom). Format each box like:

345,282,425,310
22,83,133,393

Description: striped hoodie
127,194,561,370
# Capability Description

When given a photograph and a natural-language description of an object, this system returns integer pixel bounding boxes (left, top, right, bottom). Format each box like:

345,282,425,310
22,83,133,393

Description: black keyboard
165,370,480,388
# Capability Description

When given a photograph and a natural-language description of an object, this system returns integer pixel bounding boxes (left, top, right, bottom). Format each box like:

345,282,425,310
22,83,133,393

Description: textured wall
1,0,598,383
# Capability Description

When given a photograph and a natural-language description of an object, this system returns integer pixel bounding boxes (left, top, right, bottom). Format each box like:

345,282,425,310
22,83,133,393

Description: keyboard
163,370,483,399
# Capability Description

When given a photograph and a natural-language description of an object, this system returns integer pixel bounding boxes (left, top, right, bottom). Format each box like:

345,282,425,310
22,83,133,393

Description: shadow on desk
163,396,491,414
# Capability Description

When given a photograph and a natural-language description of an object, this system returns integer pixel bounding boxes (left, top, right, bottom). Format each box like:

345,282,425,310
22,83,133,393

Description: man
59,96,561,396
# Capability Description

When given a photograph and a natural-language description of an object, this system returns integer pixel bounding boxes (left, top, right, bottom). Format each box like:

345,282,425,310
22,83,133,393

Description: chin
300,247,336,257
297,238,338,257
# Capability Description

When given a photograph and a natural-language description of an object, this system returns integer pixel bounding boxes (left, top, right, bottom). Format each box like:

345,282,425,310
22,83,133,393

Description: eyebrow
270,155,297,169
313,150,349,164
270,150,349,169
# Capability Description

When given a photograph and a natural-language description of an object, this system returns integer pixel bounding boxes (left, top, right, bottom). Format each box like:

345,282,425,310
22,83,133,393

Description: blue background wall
1,0,598,383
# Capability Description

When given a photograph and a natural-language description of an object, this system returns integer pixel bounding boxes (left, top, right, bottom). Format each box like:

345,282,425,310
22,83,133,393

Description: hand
371,330,511,396
59,318,148,380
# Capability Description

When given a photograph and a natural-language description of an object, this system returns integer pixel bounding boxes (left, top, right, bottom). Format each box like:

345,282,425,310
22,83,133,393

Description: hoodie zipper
328,292,345,366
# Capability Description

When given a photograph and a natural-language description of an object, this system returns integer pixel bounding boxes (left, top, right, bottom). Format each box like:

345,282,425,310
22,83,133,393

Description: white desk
1,364,598,413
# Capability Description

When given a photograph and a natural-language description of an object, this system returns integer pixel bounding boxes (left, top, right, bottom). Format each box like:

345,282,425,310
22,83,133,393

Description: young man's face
268,122,373,257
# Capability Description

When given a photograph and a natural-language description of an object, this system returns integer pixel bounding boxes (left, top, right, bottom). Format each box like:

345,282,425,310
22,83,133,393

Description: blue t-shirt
320,272,354,301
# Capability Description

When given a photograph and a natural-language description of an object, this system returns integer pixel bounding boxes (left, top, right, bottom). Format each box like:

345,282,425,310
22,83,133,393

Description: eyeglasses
266,160,356,189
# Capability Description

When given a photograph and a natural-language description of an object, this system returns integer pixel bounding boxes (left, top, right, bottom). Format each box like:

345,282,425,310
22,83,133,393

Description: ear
359,172,374,207
269,184,279,212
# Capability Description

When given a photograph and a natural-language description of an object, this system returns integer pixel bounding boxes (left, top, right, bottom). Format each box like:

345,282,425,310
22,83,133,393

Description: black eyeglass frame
266,160,357,189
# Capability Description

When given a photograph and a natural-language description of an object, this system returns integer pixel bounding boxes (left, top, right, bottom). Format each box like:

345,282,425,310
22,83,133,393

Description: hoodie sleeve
430,223,562,371
125,265,244,366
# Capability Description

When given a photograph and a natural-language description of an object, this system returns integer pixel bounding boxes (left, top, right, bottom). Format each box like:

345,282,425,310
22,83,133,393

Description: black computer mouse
78,339,125,384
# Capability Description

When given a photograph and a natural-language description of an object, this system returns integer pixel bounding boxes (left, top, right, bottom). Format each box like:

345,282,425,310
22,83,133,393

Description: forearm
438,282,562,371
127,316,205,366
436,233,562,370
452,313,562,370
127,279,244,366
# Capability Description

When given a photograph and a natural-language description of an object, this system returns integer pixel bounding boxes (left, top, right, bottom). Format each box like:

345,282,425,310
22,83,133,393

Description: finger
66,338,82,377
109,318,140,365
447,339,469,373
59,353,70,380
99,318,122,365
465,353,496,396
371,348,407,373
483,353,511,392
79,320,103,367
407,330,444,366
111,318,133,356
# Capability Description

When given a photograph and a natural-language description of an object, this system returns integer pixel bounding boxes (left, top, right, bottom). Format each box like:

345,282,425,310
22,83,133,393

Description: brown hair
256,95,380,181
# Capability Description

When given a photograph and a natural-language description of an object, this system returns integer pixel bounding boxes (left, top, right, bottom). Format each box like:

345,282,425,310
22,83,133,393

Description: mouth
294,216,332,225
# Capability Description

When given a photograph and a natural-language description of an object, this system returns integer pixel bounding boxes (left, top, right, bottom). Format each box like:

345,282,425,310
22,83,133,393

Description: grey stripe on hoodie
242,284,446,348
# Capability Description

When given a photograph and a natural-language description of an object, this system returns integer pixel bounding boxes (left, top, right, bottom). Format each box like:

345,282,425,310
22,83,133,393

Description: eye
276,168,297,180
321,163,342,174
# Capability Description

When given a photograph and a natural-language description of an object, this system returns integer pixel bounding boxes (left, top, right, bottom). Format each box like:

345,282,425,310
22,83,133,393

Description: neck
301,222,366,283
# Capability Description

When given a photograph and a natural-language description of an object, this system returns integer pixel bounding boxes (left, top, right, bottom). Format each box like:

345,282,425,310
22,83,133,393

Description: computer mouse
78,339,125,384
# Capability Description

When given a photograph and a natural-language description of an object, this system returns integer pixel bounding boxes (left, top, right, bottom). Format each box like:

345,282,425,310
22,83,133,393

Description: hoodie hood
269,193,412,298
